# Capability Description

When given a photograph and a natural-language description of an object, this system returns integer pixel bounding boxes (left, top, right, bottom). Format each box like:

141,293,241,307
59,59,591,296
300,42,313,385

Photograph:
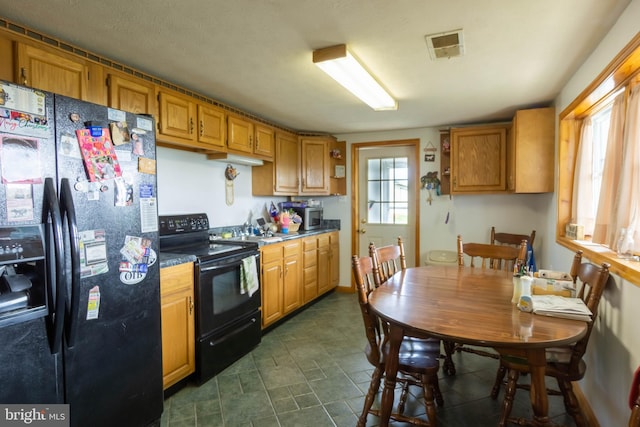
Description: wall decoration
424,154,435,162
420,171,441,205
225,164,238,206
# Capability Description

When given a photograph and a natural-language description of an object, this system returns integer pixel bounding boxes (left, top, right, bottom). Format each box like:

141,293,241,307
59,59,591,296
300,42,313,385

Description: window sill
557,236,640,286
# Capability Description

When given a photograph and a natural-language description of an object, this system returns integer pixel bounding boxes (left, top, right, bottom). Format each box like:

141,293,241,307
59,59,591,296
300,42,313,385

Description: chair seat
365,338,441,373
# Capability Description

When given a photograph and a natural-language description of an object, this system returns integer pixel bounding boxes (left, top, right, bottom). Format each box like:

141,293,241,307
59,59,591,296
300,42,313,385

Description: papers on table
530,295,592,322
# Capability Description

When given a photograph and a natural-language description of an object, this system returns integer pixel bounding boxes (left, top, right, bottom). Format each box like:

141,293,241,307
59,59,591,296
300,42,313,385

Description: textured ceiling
0,0,631,134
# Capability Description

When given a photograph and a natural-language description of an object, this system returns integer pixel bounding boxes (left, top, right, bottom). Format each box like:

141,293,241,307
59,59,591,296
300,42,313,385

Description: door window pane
367,156,409,224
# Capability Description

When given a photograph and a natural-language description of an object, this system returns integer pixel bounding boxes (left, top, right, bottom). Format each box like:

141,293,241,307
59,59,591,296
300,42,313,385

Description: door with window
355,143,418,267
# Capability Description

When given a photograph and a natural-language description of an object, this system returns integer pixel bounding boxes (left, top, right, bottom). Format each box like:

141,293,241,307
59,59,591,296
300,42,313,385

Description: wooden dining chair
630,366,640,427
490,251,611,427
370,238,456,376
370,236,407,283
351,254,443,427
490,226,536,248
457,234,527,272
448,235,529,364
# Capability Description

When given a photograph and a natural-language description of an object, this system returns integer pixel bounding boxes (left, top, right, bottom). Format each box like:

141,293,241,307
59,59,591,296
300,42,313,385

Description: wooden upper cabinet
197,104,226,150
158,89,196,141
300,136,330,195
507,107,555,193
254,123,275,159
275,132,301,194
157,88,226,152
251,131,299,196
107,74,154,115
227,114,254,154
450,125,508,194
16,42,88,100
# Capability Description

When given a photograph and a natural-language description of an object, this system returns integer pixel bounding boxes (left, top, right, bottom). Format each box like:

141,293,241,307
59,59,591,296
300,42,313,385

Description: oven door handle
199,253,258,272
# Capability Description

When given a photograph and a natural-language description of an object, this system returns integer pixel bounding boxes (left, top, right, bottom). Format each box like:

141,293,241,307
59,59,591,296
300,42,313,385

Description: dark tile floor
161,291,577,427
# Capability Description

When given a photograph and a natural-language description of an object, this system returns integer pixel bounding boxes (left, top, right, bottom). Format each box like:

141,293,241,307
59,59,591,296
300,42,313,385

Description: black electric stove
158,213,262,385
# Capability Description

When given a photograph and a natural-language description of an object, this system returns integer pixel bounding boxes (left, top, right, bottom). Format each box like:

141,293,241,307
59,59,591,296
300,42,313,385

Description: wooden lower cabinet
317,234,331,295
260,232,339,328
302,237,319,303
260,240,302,328
329,231,340,288
160,263,195,390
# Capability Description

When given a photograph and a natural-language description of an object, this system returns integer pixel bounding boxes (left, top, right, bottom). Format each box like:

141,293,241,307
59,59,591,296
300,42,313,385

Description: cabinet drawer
282,240,300,258
261,244,283,264
317,235,330,247
303,249,317,266
302,238,317,252
160,263,194,294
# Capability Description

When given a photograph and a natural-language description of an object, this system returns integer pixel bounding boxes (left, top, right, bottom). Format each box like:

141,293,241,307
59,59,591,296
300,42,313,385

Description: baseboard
573,382,600,427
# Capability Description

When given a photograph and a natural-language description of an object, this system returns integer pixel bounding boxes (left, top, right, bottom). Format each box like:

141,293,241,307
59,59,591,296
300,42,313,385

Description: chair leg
442,341,456,375
398,378,410,415
498,368,519,427
557,378,587,427
491,363,507,399
421,374,438,426
358,366,383,427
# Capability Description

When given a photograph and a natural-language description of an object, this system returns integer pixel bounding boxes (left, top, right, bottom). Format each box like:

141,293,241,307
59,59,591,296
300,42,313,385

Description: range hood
207,153,265,166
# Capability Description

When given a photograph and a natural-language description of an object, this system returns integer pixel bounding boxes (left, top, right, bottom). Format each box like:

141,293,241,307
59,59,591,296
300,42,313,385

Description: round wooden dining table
368,265,588,427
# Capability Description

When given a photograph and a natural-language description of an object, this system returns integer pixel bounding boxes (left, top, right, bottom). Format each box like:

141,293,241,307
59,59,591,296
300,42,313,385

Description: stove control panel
159,213,209,235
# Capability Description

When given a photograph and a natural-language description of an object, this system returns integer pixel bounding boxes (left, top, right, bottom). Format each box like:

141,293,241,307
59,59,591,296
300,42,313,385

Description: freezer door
53,95,162,427
0,317,63,403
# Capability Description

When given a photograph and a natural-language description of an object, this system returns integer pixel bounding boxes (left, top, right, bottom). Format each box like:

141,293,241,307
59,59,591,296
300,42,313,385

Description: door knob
358,228,366,234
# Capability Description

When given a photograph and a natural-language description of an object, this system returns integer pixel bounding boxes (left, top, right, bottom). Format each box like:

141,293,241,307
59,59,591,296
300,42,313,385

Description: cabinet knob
20,68,28,86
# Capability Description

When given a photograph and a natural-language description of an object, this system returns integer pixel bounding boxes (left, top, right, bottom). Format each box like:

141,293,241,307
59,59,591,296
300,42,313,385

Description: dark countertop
210,227,339,247
160,227,339,269
159,252,197,269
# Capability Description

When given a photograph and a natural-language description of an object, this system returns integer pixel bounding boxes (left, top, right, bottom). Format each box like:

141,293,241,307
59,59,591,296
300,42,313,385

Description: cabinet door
282,241,302,314
158,90,196,141
329,231,340,288
451,125,507,194
254,123,275,159
198,104,226,149
227,115,254,153
16,43,88,99
509,107,555,193
107,74,154,114
274,132,300,193
300,137,330,195
160,264,195,390
261,259,282,327
317,234,331,295
302,237,318,304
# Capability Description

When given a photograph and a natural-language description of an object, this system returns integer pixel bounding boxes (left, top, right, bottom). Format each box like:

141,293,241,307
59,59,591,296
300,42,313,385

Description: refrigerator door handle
60,178,80,348
42,177,66,354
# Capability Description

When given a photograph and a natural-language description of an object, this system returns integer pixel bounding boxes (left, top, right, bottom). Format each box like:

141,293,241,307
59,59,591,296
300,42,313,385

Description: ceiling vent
425,29,464,60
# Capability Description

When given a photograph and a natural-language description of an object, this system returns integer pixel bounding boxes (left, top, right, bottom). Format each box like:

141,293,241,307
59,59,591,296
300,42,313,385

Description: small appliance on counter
279,201,324,231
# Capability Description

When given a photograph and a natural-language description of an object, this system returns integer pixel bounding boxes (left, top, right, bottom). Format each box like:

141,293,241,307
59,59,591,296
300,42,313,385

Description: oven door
195,251,260,338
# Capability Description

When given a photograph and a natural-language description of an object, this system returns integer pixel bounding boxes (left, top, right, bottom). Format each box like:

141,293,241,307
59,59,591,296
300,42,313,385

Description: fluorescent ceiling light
313,44,397,111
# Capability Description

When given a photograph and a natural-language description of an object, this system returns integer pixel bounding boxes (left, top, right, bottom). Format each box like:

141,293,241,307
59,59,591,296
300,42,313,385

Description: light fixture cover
313,44,397,111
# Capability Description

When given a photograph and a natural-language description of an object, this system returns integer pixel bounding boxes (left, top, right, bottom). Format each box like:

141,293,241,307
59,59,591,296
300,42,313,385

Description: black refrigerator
0,81,163,427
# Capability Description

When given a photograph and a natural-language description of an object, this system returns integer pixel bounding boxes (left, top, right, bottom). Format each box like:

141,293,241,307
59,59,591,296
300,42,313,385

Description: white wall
156,147,285,227
548,1,640,425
